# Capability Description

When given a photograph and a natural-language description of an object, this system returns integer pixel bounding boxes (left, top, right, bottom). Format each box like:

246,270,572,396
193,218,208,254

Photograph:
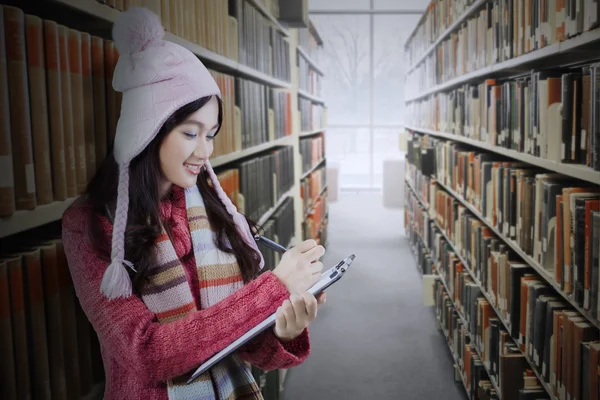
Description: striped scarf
139,185,262,399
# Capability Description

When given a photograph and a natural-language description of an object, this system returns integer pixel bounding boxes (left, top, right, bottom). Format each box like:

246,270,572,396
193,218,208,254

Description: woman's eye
183,132,197,139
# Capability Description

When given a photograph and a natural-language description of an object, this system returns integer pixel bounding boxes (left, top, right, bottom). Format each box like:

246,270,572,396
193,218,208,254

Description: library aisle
284,193,467,400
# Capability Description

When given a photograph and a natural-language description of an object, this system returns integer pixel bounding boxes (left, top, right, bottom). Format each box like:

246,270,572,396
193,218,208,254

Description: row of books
1,239,104,400
434,279,554,400
303,199,327,245
217,146,294,224
97,0,291,82
405,64,600,170
405,188,435,275
298,54,322,97
300,165,326,217
256,196,294,271
427,187,600,400
408,152,600,400
406,183,552,399
235,77,293,151
408,172,600,400
299,98,325,133
1,6,120,216
404,0,478,67
300,135,325,176
0,4,294,218
428,136,600,313
404,0,600,98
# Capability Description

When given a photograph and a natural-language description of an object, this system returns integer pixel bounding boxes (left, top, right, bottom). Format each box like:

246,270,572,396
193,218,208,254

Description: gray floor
283,192,468,400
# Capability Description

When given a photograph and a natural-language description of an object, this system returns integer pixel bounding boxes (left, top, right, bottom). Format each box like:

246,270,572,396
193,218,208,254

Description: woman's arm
61,204,293,384
236,327,310,371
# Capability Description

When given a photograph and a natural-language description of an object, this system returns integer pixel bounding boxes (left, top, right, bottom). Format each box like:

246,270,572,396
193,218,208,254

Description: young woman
61,7,326,400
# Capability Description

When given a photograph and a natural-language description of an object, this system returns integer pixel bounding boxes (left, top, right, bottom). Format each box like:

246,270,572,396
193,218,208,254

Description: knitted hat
101,7,264,300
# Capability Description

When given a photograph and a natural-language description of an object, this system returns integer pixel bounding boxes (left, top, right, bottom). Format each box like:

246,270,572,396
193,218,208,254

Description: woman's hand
273,291,326,342
272,239,325,294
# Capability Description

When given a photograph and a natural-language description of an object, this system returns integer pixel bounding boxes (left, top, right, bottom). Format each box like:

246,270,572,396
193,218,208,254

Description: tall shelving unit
295,17,329,248
403,1,600,400
0,1,327,399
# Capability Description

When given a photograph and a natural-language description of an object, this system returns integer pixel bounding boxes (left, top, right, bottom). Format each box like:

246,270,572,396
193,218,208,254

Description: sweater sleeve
61,204,293,384
236,327,310,371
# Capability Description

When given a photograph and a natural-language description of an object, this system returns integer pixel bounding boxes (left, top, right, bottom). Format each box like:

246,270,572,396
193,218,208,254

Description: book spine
39,243,68,399
25,14,53,205
91,36,107,165
0,260,17,399
58,24,77,198
4,6,36,210
0,5,15,216
22,249,52,400
81,32,96,180
68,29,86,193
6,256,31,400
43,20,67,202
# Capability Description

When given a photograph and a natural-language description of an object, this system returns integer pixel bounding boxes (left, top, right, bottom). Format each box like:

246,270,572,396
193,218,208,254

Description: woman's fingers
298,291,318,320
275,306,287,331
282,299,296,328
316,292,326,307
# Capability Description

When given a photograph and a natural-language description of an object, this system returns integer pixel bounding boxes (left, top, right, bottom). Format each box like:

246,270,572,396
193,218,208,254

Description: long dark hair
82,96,261,293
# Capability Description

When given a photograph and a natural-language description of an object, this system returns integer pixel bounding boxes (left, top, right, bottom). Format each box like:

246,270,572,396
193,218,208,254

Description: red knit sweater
61,190,310,400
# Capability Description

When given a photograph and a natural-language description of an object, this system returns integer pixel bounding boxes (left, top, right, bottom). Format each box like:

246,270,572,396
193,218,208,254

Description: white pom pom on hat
112,6,165,55
100,7,264,300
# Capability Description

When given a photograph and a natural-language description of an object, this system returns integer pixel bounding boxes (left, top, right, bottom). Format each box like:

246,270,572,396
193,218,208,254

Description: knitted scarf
139,185,262,399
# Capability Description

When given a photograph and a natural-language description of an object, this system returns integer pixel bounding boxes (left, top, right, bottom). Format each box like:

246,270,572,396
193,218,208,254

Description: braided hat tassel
100,162,136,299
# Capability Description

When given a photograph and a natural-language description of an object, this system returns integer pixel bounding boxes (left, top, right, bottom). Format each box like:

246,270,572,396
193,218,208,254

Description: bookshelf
297,46,324,76
404,126,600,185
406,179,554,398
298,88,325,104
404,1,600,400
405,0,487,74
300,128,326,137
0,1,329,399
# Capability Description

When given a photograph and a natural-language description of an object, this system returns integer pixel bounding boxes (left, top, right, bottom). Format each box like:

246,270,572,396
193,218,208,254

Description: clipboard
187,254,356,384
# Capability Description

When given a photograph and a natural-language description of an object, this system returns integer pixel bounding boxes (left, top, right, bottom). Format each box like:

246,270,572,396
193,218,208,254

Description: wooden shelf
297,46,325,76
298,89,325,104
300,128,326,137
301,159,325,180
308,18,324,47
319,184,328,197
434,179,600,331
405,0,487,74
211,135,294,168
0,198,77,239
257,186,295,226
53,0,292,88
405,28,600,103
405,126,600,185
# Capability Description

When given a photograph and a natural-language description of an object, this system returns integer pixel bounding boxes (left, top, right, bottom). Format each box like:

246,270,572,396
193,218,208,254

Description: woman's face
159,96,220,194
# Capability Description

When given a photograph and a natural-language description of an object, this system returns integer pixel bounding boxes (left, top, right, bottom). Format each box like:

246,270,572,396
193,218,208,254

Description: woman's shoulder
62,196,112,236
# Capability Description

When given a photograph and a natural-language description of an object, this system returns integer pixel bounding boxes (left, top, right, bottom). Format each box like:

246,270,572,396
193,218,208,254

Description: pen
254,235,288,254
